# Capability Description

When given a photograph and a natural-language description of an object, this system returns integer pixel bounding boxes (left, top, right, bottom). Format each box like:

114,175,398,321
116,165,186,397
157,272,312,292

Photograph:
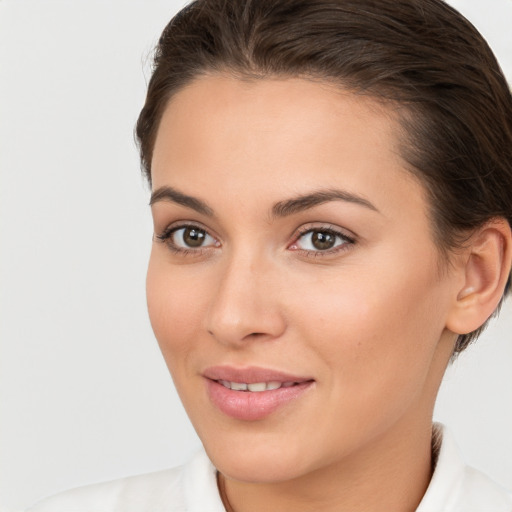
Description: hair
136,0,512,354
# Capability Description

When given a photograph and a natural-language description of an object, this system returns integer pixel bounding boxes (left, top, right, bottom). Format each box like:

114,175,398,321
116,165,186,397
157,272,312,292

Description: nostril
244,332,268,340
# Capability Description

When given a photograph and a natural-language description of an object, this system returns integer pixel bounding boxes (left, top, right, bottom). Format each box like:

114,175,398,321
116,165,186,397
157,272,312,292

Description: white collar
417,423,512,511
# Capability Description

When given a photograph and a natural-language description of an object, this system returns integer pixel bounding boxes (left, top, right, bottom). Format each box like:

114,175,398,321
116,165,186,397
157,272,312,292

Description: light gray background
1,1,511,510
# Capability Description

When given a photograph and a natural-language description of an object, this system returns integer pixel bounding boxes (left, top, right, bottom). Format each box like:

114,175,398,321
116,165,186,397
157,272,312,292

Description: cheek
283,267,447,450
289,257,447,390
146,253,207,363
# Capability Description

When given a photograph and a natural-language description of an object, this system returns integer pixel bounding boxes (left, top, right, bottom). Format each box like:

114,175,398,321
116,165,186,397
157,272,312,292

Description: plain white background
1,1,511,510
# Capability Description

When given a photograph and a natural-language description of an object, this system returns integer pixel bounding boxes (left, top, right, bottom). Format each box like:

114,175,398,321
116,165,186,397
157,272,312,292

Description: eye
290,227,354,253
172,226,215,248
156,224,219,252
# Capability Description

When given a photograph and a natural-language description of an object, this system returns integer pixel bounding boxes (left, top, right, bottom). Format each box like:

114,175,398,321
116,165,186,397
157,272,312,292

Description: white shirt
27,425,512,512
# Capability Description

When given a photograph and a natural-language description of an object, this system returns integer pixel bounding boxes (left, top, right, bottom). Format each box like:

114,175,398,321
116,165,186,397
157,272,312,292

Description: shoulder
26,466,185,512
26,449,225,512
418,423,512,512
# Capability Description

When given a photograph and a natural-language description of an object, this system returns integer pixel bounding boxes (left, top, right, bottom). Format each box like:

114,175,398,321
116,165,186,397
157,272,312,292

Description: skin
146,75,476,512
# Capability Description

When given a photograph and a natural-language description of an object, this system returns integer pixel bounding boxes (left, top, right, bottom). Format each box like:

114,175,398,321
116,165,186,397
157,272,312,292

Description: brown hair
136,0,512,353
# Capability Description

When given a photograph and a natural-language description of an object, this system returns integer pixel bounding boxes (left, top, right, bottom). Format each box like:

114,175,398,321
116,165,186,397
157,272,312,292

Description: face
147,75,457,483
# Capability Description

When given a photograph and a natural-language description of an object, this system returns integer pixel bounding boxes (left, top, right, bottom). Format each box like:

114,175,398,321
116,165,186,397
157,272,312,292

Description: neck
221,417,435,512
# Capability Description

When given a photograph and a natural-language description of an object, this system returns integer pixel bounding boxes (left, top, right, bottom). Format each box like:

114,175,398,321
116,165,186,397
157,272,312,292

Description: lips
203,366,312,384
203,366,314,421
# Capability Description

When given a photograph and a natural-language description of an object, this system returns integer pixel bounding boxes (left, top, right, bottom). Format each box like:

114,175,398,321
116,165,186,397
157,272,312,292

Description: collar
417,422,512,511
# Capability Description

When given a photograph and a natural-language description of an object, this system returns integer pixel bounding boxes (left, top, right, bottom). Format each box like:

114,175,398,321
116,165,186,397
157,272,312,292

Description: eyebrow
150,185,378,218
150,186,214,216
271,189,379,218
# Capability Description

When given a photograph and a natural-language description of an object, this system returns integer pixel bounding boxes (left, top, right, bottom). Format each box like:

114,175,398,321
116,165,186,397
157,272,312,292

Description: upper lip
202,365,314,384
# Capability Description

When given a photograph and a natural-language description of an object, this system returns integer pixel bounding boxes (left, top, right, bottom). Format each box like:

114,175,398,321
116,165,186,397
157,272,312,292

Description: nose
204,250,287,347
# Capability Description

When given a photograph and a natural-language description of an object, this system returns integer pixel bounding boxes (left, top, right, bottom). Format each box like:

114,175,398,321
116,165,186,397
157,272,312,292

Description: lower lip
206,379,314,421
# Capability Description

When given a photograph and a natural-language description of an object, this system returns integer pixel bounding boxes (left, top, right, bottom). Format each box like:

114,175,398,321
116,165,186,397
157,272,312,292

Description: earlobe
447,218,512,335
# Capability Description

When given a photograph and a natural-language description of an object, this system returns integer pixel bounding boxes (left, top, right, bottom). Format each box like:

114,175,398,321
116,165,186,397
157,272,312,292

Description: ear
446,218,512,335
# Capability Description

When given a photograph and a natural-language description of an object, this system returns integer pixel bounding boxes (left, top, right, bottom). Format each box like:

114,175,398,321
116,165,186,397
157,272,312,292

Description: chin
211,450,307,483
200,428,317,483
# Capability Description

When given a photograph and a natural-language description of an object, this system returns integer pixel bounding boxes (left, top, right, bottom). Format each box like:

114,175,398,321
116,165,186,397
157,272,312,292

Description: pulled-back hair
136,0,512,353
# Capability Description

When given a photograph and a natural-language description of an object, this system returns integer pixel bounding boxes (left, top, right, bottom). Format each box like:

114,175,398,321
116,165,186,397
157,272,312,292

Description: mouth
215,380,302,392
203,366,315,421
203,365,313,384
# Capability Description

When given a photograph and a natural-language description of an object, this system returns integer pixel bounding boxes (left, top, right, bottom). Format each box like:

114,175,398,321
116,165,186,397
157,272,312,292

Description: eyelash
155,223,356,258
155,223,218,257
289,225,355,257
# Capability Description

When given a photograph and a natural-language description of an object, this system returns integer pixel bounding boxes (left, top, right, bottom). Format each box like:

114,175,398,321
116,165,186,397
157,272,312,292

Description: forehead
151,75,424,217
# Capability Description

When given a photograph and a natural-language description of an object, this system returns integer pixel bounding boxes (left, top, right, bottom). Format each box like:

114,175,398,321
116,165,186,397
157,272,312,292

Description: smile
203,366,315,421
217,380,299,392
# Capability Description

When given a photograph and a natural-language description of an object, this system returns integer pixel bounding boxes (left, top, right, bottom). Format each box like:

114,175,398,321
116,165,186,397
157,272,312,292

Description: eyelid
156,219,216,239
155,221,221,254
288,224,356,255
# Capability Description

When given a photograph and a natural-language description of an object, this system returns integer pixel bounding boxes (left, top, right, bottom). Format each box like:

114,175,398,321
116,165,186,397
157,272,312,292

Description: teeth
218,380,298,391
247,382,266,392
230,382,248,391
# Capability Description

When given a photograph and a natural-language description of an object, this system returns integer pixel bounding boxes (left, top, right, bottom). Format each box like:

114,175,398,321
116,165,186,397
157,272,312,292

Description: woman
28,0,512,510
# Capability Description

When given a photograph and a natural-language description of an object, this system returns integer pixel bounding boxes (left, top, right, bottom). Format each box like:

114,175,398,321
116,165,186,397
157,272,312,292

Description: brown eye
166,226,217,249
292,228,353,253
311,231,336,250
182,227,206,247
